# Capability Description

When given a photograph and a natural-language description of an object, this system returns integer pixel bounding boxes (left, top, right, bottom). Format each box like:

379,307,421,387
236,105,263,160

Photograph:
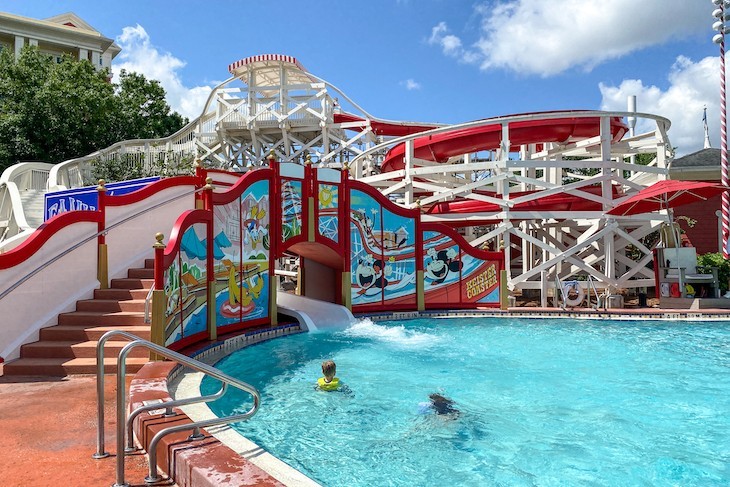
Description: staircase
2,259,155,377
19,188,47,229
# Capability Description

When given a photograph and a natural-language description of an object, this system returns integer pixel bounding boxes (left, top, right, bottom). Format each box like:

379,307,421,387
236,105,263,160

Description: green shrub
697,252,730,293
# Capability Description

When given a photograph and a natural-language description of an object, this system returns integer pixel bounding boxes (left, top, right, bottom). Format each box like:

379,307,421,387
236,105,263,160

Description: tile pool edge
169,323,322,487
362,308,730,321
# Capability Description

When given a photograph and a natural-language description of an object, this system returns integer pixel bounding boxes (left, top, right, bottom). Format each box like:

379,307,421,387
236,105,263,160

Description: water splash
341,318,440,348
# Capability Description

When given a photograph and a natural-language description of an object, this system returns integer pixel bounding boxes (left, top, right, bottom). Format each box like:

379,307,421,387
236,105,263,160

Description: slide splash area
277,292,356,331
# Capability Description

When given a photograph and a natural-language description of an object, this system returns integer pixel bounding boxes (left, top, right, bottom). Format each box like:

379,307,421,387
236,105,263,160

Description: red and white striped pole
713,0,730,258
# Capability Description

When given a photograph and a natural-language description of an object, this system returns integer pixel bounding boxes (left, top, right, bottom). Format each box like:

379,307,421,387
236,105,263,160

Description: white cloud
431,0,707,77
401,78,422,90
428,21,477,63
112,25,214,120
599,56,718,156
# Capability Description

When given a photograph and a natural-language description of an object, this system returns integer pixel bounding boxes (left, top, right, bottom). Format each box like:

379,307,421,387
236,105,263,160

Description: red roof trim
163,209,212,268
228,54,305,74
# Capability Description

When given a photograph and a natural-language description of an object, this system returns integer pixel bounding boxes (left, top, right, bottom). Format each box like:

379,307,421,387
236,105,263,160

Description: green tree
697,252,730,293
113,70,186,141
0,46,187,172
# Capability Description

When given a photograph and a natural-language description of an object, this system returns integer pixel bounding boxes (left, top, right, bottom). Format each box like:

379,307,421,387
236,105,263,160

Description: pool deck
0,368,154,487
2,305,730,486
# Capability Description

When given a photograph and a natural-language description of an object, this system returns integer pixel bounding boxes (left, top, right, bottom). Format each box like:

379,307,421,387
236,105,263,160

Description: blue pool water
201,318,730,486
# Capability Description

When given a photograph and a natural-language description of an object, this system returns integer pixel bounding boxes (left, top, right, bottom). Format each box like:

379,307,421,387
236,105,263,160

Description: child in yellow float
317,359,341,391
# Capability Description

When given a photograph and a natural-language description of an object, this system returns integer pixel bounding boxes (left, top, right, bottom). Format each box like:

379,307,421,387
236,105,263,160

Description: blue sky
0,0,719,156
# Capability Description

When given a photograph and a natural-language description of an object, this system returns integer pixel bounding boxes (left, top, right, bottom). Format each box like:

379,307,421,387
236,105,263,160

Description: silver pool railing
94,331,260,487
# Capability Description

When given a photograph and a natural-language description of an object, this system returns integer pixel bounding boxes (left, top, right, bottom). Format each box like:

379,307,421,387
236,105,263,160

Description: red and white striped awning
228,54,305,74
227,54,314,90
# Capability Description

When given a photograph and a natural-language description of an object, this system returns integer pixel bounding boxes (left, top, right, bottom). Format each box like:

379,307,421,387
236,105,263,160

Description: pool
201,317,730,486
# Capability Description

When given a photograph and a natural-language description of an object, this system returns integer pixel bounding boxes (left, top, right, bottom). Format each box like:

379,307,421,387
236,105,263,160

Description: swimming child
317,359,341,391
419,393,460,417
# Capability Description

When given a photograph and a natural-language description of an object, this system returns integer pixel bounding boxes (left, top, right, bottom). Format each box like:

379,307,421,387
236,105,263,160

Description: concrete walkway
0,367,154,487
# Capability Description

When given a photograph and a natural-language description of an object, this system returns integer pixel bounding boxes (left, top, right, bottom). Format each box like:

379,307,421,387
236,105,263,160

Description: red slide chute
333,113,438,137
381,113,628,173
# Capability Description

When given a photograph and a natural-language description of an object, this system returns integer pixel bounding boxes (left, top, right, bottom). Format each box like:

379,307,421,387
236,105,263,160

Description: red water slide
380,112,628,173
426,185,623,224
333,113,438,137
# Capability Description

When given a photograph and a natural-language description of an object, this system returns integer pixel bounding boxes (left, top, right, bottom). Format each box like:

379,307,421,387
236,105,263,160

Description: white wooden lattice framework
352,111,673,296
194,55,398,170
194,54,674,298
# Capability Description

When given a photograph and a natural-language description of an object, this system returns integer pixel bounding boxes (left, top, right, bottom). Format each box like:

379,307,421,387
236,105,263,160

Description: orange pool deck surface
2,306,730,487
0,368,155,487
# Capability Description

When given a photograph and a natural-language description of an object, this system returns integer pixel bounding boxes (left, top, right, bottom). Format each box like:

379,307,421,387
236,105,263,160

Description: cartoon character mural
422,229,500,306
213,179,270,328
354,254,391,295
243,203,268,250
349,188,417,307
425,247,462,285
164,223,208,346
219,265,264,318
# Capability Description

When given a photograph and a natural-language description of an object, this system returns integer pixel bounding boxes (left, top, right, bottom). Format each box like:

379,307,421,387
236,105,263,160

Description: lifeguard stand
655,247,720,300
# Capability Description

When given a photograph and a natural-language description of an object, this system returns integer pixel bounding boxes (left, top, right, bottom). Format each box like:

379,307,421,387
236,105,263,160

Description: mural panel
380,205,416,306
281,179,302,243
164,223,209,346
423,231,463,305
213,199,241,327
350,189,384,306
214,179,270,328
422,230,500,306
350,189,418,308
318,183,338,243
163,257,182,346
179,223,209,339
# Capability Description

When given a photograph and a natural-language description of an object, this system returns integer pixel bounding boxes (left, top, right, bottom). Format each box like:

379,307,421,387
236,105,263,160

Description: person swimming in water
317,359,341,391
419,393,460,417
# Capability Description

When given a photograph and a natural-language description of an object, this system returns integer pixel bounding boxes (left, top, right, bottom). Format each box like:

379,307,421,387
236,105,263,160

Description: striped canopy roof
227,54,313,87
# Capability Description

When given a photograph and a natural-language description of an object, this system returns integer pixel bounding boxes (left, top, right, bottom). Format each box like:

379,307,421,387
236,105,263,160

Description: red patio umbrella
606,180,728,216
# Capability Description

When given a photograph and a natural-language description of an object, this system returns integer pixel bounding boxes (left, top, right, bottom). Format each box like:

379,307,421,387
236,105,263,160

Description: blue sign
44,177,161,221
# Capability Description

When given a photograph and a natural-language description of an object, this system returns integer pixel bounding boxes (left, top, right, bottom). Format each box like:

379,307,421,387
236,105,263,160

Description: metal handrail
94,333,260,487
124,382,228,453
554,273,566,309
92,330,227,456
586,276,602,309
0,186,200,301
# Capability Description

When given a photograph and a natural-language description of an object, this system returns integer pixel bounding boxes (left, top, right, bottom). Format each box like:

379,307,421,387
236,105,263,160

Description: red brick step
58,311,147,327
20,340,149,359
2,357,149,376
94,288,150,301
2,259,156,377
75,298,146,313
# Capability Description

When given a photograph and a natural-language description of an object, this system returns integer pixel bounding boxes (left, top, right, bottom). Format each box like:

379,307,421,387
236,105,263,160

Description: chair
656,247,719,298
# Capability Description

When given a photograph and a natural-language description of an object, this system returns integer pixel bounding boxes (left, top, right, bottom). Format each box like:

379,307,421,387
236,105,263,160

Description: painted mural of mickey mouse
424,247,462,285
355,254,391,294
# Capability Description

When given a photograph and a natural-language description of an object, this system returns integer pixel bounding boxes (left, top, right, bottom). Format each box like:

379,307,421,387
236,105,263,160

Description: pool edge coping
170,324,322,487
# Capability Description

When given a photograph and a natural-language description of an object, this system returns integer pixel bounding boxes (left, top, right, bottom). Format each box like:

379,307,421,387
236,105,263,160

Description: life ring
562,281,585,307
